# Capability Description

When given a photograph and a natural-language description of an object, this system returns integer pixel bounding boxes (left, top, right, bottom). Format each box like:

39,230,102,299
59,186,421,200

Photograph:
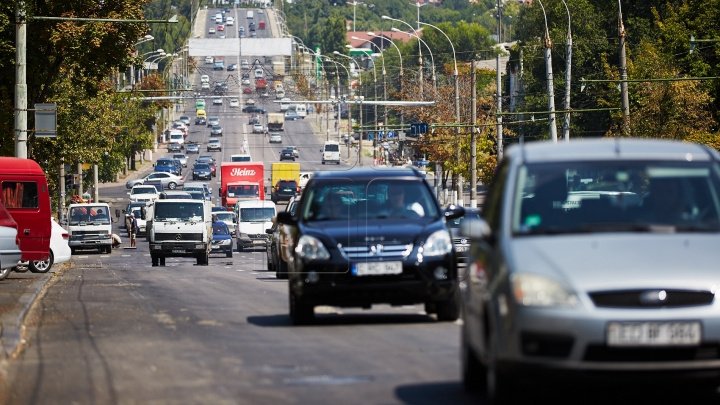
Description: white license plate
607,321,701,346
455,246,469,252
352,261,403,276
172,249,186,254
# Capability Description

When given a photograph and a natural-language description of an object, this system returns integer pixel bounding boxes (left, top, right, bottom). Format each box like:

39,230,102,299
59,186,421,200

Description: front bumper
238,233,269,249
150,241,208,257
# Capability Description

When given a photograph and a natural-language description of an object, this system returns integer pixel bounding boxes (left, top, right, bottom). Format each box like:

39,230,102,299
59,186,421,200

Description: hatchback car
211,221,233,257
275,167,464,324
210,125,223,136
460,138,720,402
213,211,237,236
252,123,264,133
207,138,222,152
207,116,220,127
192,162,213,181
167,142,183,153
271,180,298,204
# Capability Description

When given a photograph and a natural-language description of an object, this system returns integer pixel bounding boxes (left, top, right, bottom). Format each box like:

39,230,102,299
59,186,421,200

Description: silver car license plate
607,321,701,346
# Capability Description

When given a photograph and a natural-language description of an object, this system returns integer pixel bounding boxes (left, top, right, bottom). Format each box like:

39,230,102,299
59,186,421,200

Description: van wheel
30,251,54,273
168,182,177,190
151,254,158,266
225,250,232,258
436,290,461,321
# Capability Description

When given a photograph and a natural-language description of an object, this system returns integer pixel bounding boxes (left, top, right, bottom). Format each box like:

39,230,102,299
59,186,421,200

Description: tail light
61,232,69,240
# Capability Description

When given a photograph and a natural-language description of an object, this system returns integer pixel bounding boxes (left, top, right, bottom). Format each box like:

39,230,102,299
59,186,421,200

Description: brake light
61,232,69,240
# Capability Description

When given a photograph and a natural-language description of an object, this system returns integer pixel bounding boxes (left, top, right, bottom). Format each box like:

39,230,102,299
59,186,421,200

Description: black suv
279,148,295,161
276,167,465,324
271,180,298,203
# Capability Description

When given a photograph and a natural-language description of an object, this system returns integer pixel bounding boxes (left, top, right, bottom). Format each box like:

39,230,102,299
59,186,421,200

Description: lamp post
335,51,365,165
368,32,404,148
352,36,387,129
382,15,424,98
538,0,558,142
390,27,435,94
287,34,308,74
321,56,348,141
327,57,353,152
141,52,168,81
130,35,154,88
416,20,462,203
561,0,572,142
301,45,329,133
138,49,165,82
352,37,384,161
349,1,362,32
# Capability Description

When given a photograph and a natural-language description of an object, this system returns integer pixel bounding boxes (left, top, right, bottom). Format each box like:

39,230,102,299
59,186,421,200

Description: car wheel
486,328,515,403
168,182,177,190
461,324,486,392
151,254,158,267
226,250,232,258
435,290,461,322
289,288,313,325
276,260,288,279
0,267,11,281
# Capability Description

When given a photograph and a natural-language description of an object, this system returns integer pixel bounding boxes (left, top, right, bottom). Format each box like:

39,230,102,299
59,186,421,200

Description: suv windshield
300,179,438,221
514,160,720,235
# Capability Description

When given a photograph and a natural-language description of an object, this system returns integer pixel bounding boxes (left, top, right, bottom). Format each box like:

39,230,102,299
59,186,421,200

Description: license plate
352,261,403,276
455,246,469,252
172,249,186,254
607,321,701,346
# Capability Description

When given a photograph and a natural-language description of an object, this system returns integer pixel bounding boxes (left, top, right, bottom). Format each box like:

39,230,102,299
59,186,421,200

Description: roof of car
506,138,719,163
312,167,425,180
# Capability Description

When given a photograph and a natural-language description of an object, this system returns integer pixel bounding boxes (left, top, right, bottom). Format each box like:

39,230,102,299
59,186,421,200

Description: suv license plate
352,261,402,276
172,249,186,254
607,321,701,346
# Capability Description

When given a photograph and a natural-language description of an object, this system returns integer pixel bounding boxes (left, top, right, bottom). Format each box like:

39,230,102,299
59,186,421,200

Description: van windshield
69,206,111,225
239,208,275,222
154,202,204,222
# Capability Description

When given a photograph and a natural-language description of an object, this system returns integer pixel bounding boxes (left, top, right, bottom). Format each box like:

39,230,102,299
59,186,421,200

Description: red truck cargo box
219,162,265,208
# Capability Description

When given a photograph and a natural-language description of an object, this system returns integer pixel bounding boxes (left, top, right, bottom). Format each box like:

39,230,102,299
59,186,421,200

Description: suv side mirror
276,211,296,226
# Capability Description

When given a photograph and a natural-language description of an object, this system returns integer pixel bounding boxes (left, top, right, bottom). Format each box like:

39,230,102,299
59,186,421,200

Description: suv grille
341,243,412,260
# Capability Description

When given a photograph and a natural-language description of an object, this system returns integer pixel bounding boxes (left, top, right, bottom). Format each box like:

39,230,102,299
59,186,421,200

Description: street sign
409,122,428,136
34,103,57,137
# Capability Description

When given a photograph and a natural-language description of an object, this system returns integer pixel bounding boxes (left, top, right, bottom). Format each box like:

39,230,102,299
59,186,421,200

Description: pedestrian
111,233,122,248
130,212,139,248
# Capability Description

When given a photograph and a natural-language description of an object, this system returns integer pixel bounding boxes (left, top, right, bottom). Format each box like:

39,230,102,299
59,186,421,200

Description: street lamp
352,36,383,162
382,15,424,97
349,1,363,32
130,35,155,88
335,51,366,165
352,36,388,147
538,0,558,142
390,27,436,94
368,31,404,145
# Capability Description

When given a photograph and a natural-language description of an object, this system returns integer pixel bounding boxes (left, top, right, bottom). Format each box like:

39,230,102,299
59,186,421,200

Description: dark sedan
211,221,233,257
279,148,295,161
242,105,266,114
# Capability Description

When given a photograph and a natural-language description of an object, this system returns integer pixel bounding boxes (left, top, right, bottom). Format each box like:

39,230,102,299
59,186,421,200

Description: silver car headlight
295,235,330,260
511,273,579,307
423,229,453,257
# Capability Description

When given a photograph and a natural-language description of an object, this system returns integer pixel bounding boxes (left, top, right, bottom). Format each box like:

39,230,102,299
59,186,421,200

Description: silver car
461,138,720,402
125,172,184,190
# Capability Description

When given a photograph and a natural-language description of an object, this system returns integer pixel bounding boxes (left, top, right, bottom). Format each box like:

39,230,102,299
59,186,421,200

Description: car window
513,160,720,235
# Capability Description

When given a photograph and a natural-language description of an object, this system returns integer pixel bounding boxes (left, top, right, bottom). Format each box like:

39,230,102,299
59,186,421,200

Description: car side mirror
444,204,465,221
265,228,273,234
276,211,296,225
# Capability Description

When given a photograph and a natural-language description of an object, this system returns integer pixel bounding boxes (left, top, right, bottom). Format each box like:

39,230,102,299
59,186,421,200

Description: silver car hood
508,233,720,291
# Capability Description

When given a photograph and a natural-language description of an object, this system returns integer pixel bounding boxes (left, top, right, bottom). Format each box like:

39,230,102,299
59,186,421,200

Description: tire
151,254,159,267
160,257,166,266
30,251,54,273
70,247,76,255
486,330,515,404
436,290,461,322
276,260,288,279
0,267,11,281
289,288,313,325
462,326,486,392
225,250,232,258
322,161,325,165
168,182,177,190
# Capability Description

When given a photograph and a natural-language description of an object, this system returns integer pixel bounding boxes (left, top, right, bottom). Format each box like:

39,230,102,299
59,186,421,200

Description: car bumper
290,255,457,307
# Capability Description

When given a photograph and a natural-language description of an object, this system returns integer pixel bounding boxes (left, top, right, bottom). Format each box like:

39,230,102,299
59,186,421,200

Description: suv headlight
295,235,330,260
423,229,453,256
511,273,578,307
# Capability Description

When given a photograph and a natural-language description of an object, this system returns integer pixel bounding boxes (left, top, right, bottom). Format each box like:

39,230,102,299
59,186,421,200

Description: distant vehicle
207,116,220,127
204,56,214,64
227,63,237,71
243,87,252,94
269,133,282,143
241,78,251,85
211,221,233,258
208,27,216,34
207,138,222,152
230,154,252,162
252,123,265,133
287,145,300,158
229,98,240,108
128,185,160,203
194,116,206,125
271,180,298,204
210,125,223,136
167,142,183,153
125,172,183,190
185,143,200,154
213,61,225,71
200,75,210,84
321,141,341,165
226,16,235,26
178,115,191,125
212,97,223,105
217,24,224,32
284,110,300,121
242,105,266,114
279,148,295,161
192,163,213,181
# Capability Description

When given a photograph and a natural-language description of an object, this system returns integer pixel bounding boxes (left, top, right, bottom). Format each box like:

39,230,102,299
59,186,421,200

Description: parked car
269,132,282,143
0,201,22,278
459,138,720,402
207,138,222,152
279,148,295,161
275,167,464,324
211,221,233,258
185,142,200,154
125,172,183,190
210,125,223,136
23,218,72,273
192,162,213,180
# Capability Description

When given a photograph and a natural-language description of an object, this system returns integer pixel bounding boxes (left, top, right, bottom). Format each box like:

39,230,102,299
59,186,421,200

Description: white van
321,141,341,165
246,10,254,19
235,200,275,251
169,130,185,145
200,74,209,84
226,16,234,26
254,67,264,79
294,104,307,118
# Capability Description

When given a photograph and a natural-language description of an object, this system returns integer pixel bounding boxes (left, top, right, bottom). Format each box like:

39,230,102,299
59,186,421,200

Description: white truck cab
148,199,212,266
66,203,113,254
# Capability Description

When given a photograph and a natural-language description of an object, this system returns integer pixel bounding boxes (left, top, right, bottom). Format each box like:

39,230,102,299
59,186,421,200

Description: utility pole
495,0,504,160
618,0,630,135
539,0,558,142
15,2,28,158
470,61,478,208
562,0,572,142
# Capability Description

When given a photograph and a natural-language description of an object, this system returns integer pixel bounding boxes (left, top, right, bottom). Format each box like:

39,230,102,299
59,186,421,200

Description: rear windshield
324,144,339,152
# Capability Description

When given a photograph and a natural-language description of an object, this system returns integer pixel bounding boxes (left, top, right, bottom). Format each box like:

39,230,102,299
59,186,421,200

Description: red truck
259,20,266,30
255,77,268,94
219,162,265,209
